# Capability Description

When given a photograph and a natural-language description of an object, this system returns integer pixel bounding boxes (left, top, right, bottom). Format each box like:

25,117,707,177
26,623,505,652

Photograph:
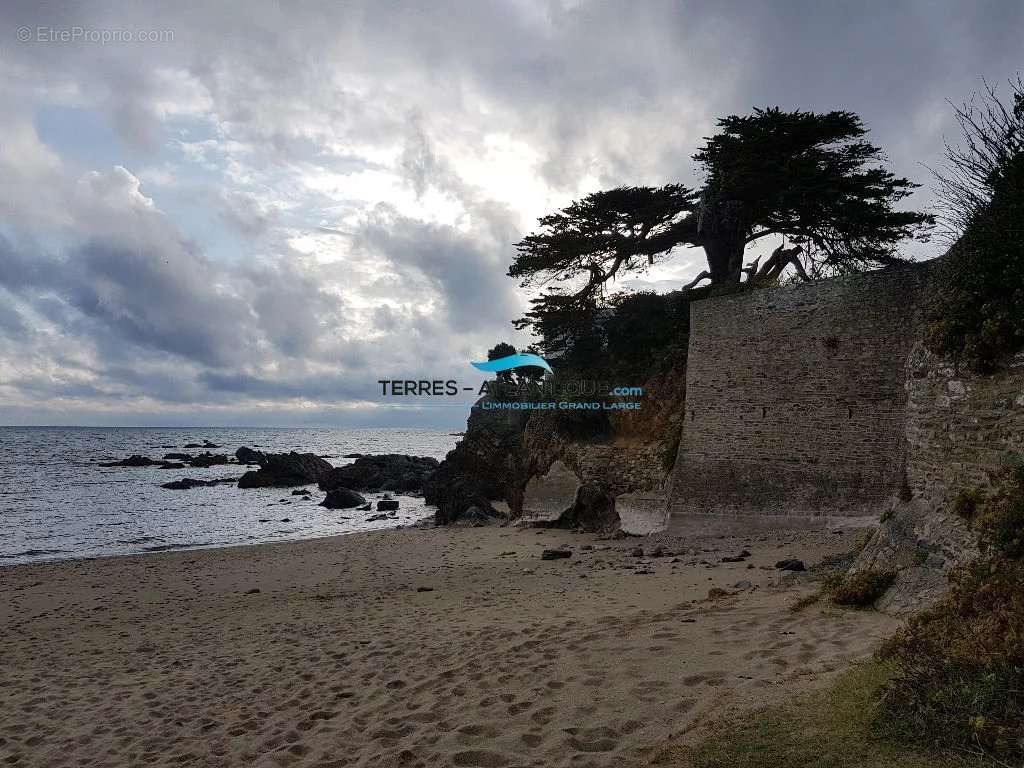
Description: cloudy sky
0,1,1021,427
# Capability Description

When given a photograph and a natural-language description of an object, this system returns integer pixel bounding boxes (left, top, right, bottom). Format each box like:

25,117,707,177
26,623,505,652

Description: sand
0,520,899,767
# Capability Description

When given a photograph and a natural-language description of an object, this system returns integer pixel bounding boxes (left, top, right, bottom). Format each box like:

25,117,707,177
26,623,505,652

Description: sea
0,427,458,566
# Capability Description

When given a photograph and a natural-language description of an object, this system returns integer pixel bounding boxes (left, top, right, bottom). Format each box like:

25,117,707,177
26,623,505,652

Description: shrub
951,487,986,520
830,570,896,607
877,468,1024,761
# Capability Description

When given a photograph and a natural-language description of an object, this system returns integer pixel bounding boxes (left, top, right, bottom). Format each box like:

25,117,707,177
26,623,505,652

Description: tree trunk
695,198,748,284
702,237,746,284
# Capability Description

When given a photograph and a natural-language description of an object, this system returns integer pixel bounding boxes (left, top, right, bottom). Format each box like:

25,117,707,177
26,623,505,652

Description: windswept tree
675,108,933,287
509,185,698,339
509,108,933,339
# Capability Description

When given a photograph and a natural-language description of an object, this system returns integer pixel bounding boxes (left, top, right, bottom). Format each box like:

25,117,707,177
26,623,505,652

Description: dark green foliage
685,108,932,284
925,79,1024,372
509,184,698,339
603,290,692,377
510,108,931,346
829,570,896,607
878,468,1024,761
951,487,986,520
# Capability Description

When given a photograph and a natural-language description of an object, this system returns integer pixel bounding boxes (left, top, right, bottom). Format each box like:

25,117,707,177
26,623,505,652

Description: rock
183,443,203,449
98,455,163,467
707,587,731,599
547,482,620,534
320,488,367,509
541,549,572,560
202,441,220,448
358,503,372,511
161,477,238,490
319,454,440,493
775,559,806,572
163,453,192,461
158,462,186,469
630,546,645,558
376,499,400,511
238,451,334,488
650,545,666,558
291,488,311,495
342,453,362,459
235,446,265,464
733,580,753,590
416,586,434,593
245,588,260,595
187,452,230,468
366,513,390,522
425,467,503,526
280,518,292,523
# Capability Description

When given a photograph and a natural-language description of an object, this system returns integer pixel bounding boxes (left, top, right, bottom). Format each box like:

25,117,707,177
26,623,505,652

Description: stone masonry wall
667,264,930,521
905,345,1024,506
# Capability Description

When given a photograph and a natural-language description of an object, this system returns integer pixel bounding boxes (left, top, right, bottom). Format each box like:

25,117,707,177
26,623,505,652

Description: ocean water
0,427,458,566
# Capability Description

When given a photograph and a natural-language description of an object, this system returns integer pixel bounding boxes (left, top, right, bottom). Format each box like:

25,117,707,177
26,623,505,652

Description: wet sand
0,522,898,767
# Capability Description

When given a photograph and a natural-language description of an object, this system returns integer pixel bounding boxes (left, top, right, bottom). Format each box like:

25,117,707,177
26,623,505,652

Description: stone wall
854,346,1024,613
667,264,929,522
905,345,1024,506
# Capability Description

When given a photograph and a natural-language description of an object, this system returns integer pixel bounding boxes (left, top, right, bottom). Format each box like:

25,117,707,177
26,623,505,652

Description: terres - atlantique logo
377,350,641,411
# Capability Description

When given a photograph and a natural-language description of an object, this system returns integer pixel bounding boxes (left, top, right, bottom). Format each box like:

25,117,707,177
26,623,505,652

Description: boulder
238,451,334,488
163,453,192,461
541,549,572,560
319,488,367,509
235,446,265,465
98,455,162,467
376,499,400,511
161,477,238,490
775,559,806,572
187,452,231,468
319,454,440,493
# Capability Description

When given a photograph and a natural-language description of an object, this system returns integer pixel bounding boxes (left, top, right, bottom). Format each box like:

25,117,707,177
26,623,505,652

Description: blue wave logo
471,352,553,375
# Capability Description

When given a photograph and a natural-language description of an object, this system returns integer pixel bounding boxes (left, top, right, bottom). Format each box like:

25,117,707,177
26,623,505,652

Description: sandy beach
0,522,898,767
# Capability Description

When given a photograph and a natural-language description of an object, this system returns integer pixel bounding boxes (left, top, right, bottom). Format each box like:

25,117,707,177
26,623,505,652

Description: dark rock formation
235,446,264,465
775,559,806,572
540,482,620,534
188,452,231,468
163,453,192,461
319,454,439,493
319,488,366,509
376,498,400,511
98,455,164,467
541,549,572,560
237,451,334,488
161,477,238,490
158,462,186,469
425,393,529,525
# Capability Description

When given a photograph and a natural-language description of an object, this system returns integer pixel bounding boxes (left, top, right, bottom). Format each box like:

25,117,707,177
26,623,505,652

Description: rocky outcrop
319,488,366,509
318,454,439,493
161,477,238,490
99,455,173,468
852,344,1023,613
188,452,231,468
237,450,334,488
235,447,264,465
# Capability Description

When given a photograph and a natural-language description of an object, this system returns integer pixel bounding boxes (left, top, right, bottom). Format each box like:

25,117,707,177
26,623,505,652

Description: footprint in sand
451,749,511,767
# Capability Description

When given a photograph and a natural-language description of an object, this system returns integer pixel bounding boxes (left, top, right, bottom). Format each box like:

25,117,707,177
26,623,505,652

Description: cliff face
856,345,1024,613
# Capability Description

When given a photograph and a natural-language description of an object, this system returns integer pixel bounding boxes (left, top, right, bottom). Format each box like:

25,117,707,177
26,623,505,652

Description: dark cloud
0,0,1021,424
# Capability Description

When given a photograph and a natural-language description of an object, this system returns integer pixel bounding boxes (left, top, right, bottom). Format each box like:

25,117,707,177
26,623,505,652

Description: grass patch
675,663,992,768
